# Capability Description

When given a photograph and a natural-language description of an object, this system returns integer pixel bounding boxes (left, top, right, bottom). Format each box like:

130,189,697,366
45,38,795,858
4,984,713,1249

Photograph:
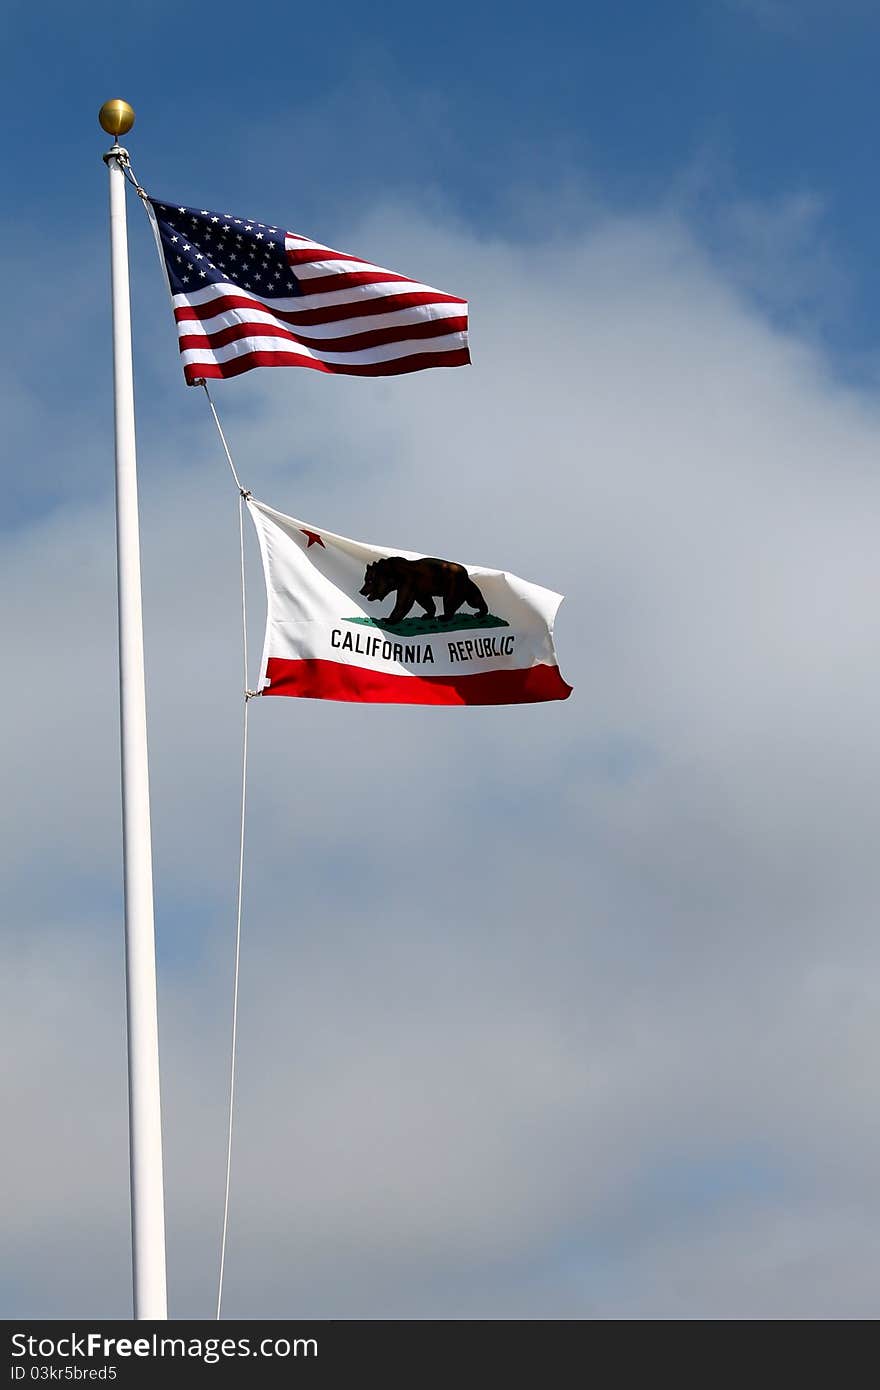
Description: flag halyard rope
198,380,254,1319
111,146,149,203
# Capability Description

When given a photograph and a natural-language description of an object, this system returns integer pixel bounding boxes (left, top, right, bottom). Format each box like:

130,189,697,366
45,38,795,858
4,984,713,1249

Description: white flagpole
100,99,168,1320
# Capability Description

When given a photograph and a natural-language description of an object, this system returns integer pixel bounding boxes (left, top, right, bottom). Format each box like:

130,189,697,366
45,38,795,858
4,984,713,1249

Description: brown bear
360,556,489,625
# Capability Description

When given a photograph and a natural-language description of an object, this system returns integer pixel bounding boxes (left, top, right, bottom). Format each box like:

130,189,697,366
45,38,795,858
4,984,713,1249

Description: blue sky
3,3,878,365
5,0,880,526
5,0,880,1321
7,0,880,342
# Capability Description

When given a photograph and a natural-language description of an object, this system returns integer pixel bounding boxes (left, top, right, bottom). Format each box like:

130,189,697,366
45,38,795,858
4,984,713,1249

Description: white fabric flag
248,498,572,706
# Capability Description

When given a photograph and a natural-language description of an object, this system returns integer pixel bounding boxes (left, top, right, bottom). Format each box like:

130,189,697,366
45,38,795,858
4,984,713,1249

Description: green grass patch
345,612,510,637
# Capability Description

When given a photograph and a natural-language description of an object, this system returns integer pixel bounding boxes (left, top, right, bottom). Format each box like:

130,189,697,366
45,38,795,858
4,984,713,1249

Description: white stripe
176,299,466,342
292,257,406,281
284,233,332,250
172,277,464,315
284,234,377,259
179,329,468,368
282,235,413,285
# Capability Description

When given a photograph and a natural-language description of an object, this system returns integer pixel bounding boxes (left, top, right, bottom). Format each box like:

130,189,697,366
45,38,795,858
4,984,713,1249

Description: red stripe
174,287,466,328
285,246,374,267
178,315,469,355
262,658,572,705
293,267,415,296
183,347,471,382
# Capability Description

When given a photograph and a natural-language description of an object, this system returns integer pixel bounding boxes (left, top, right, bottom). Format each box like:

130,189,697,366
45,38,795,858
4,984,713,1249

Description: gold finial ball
99,99,135,138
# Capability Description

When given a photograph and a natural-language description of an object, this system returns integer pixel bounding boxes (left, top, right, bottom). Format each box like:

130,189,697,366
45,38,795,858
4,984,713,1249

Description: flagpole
100,99,168,1320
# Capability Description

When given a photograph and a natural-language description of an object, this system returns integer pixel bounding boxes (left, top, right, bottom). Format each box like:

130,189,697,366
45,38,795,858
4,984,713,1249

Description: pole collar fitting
102,144,130,167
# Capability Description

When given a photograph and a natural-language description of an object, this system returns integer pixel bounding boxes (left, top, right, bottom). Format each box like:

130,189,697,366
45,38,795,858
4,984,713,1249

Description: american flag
147,199,470,383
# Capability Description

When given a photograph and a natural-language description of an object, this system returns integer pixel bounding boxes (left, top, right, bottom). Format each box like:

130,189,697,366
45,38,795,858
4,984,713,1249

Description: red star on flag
300,529,325,548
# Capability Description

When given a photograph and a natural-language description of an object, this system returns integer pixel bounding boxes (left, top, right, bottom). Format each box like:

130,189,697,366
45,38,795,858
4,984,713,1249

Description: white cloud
725,0,874,35
4,195,880,1317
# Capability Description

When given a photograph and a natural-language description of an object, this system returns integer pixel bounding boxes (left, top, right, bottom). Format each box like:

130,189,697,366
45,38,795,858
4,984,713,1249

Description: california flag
248,499,572,706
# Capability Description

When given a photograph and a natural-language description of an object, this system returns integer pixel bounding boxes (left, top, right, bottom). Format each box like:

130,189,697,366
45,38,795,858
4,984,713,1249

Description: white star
183,243,191,252
178,206,185,213
200,210,208,215
256,232,264,240
211,217,219,224
195,253,203,260
199,270,206,277
170,235,178,244
183,275,190,283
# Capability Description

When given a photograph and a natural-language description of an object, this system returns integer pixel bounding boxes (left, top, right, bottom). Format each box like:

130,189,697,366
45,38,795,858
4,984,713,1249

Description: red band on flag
183,348,471,383
262,658,573,706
